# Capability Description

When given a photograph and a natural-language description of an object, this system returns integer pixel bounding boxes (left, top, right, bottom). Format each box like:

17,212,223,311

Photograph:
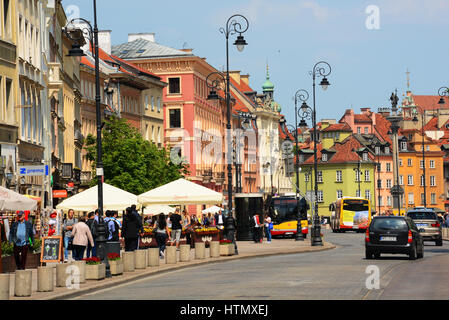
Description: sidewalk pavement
6,238,335,300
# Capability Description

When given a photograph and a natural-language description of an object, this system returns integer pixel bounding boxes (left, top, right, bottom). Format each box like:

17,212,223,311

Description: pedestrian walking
154,213,171,258
9,211,34,270
71,216,95,261
252,213,262,243
182,209,192,247
170,208,183,250
105,210,120,241
85,212,95,258
62,209,78,262
122,207,143,251
264,215,272,243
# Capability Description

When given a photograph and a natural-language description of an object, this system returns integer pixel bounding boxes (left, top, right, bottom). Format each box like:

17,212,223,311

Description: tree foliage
84,116,189,195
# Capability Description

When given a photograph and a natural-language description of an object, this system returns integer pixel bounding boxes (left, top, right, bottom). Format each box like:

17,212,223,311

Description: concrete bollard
37,266,54,292
123,251,135,272
165,246,177,264
148,248,160,267
135,250,147,269
179,244,191,262
210,241,220,258
56,263,71,287
71,260,86,284
0,274,10,300
195,242,205,260
14,270,32,297
144,249,149,267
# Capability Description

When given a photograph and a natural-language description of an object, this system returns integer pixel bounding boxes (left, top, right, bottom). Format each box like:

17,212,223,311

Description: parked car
406,207,442,246
365,216,424,260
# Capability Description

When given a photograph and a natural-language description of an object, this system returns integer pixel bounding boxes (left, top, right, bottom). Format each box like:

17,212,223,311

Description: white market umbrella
0,186,38,211
137,178,223,206
143,204,175,216
56,183,139,212
202,205,222,214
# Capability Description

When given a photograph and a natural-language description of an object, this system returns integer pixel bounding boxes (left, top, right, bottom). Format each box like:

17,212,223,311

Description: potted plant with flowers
219,239,235,256
83,257,105,280
107,252,123,276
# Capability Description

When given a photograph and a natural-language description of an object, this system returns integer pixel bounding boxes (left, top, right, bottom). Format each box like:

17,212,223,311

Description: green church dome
262,64,274,92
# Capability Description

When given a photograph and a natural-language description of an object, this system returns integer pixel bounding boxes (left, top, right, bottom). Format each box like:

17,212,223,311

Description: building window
317,190,324,203
362,153,368,161
401,141,407,151
421,193,425,205
169,108,181,128
355,169,360,182
357,127,361,134
408,193,414,205
336,170,342,182
385,147,390,154
378,196,383,207
387,196,392,206
386,179,392,189
430,160,435,169
356,189,361,198
399,175,404,186
364,170,370,181
386,162,391,172
426,145,430,151
322,153,328,162
365,189,371,200
421,175,425,186
431,193,436,205
168,77,181,94
337,190,343,199
305,173,309,182
430,176,436,187
317,171,323,183
407,158,412,167
151,96,154,111
144,95,148,110
364,127,368,134
407,175,413,186
375,146,380,155
157,97,161,112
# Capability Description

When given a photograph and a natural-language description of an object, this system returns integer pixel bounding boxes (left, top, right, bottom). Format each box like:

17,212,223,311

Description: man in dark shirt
170,208,183,250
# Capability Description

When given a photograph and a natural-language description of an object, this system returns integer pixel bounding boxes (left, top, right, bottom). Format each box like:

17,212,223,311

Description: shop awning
0,186,38,211
137,178,223,206
56,183,139,212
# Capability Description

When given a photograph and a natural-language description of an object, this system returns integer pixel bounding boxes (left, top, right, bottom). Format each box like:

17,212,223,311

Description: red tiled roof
374,113,392,144
423,117,439,131
409,95,449,112
354,114,372,123
322,122,352,132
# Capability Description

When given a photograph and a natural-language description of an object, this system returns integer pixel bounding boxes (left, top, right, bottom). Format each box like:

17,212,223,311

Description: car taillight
408,230,413,243
365,229,370,242
431,223,440,228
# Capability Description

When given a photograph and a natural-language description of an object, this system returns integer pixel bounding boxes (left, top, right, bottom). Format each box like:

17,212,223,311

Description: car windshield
407,211,437,220
371,218,408,231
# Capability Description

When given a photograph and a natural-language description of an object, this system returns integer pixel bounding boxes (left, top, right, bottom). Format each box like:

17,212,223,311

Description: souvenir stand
137,178,224,248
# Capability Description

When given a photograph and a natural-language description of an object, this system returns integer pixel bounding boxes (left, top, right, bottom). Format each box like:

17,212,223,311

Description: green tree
84,116,189,195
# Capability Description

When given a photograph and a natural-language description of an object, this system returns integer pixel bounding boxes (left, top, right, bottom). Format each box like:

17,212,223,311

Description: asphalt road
72,229,449,300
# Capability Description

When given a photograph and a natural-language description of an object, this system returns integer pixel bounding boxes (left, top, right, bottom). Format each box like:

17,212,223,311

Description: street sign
52,190,68,198
18,165,49,176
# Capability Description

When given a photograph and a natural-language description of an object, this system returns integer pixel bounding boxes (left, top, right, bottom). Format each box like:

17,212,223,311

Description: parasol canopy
0,186,38,211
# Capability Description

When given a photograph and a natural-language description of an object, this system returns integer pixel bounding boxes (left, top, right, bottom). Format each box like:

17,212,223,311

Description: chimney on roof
241,74,250,85
229,71,241,85
98,30,112,55
360,107,371,114
128,33,155,43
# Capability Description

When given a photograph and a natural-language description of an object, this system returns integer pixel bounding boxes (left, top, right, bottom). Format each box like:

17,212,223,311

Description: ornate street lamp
308,61,332,246
412,105,427,207
63,0,109,275
206,14,249,255
438,87,449,105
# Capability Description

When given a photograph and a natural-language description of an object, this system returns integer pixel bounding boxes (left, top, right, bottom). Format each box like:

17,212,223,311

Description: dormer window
322,153,328,162
385,147,390,154
401,141,407,151
362,152,368,161
375,146,380,155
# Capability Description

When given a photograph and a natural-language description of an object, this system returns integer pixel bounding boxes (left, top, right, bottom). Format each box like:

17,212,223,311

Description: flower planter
108,259,123,276
1,252,40,273
219,244,235,256
85,263,106,280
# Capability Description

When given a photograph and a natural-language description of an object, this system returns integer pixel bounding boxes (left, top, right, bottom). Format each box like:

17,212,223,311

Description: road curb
43,243,336,300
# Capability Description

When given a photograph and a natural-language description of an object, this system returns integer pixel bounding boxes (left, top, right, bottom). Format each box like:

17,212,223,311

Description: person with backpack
85,212,95,258
122,207,143,251
105,210,120,242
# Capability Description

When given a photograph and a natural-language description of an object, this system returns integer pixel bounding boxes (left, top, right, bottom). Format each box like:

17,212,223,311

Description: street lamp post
309,61,331,246
206,14,248,255
412,105,427,207
63,0,109,275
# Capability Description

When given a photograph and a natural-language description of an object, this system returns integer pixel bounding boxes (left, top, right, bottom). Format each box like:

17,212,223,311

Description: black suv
365,216,424,260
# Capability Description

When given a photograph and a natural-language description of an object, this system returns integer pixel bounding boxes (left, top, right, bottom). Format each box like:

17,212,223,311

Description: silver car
406,208,442,246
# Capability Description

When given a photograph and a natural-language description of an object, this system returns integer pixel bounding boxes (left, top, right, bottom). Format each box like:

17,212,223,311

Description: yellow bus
329,197,371,233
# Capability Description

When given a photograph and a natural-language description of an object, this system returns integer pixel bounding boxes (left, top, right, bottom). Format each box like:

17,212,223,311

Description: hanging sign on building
18,165,49,176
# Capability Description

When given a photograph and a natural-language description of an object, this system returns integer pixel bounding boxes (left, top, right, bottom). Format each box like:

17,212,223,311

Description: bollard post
37,266,54,292
134,250,146,269
14,270,32,297
195,242,205,260
123,251,135,272
0,274,10,300
148,248,160,267
179,244,190,262
56,263,70,287
210,241,220,258
165,246,177,264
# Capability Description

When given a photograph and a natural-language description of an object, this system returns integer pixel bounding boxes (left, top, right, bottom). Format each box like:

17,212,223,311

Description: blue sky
62,0,449,126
